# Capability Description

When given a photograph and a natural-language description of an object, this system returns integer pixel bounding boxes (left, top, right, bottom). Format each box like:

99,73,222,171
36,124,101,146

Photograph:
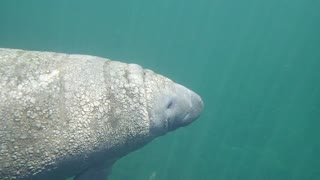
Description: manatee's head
144,69,204,136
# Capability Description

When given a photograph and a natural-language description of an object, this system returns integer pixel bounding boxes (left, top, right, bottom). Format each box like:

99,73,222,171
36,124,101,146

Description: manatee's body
0,48,203,180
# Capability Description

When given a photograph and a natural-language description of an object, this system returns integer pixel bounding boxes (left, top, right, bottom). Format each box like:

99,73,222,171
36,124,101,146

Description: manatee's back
0,49,113,180
0,49,62,179
0,48,154,180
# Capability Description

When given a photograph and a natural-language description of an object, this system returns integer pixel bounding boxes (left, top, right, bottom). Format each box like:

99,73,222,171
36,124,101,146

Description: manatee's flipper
74,165,112,180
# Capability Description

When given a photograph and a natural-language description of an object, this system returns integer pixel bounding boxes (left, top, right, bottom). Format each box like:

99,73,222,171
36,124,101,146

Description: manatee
0,48,203,180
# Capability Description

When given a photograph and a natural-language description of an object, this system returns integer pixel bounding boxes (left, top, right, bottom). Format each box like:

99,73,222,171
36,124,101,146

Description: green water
1,0,319,180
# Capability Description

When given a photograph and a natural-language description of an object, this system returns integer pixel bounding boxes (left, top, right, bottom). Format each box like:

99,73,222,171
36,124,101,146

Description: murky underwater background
1,0,319,179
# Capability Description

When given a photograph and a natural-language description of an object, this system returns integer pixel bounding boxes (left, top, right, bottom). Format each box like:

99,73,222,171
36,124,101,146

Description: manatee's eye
166,100,173,109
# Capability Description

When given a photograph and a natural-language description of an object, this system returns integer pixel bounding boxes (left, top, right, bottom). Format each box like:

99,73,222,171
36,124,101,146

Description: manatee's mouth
167,111,190,131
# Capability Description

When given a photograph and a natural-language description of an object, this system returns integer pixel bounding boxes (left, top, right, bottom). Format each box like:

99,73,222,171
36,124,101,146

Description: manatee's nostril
189,92,204,120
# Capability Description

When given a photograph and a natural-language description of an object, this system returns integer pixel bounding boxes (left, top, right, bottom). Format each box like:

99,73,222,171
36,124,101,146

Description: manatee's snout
147,71,204,136
182,88,204,124
167,84,204,131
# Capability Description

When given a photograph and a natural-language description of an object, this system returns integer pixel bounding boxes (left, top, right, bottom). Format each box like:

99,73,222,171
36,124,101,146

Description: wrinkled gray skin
0,48,203,180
